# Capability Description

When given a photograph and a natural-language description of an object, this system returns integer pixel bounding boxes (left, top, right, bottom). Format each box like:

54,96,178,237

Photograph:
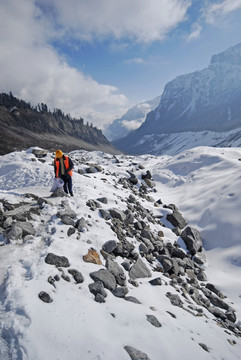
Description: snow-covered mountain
104,96,161,141
114,43,241,155
0,146,241,360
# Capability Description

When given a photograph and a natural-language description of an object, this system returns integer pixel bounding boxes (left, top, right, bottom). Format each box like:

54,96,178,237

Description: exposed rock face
113,43,241,155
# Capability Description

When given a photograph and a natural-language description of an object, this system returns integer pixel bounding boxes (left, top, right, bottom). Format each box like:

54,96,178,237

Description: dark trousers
63,176,73,194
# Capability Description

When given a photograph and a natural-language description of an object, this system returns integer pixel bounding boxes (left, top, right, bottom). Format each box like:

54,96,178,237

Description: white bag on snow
50,177,64,192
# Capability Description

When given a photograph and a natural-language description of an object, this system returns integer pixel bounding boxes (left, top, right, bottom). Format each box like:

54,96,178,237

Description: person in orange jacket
54,149,74,196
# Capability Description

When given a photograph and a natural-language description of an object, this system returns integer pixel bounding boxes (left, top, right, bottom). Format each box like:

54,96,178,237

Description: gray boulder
124,345,151,360
102,240,118,253
61,215,75,226
32,148,48,158
112,286,129,298
109,208,126,222
38,291,53,303
125,296,142,304
201,288,231,311
166,210,187,229
57,208,77,219
90,269,116,291
88,281,107,298
14,221,36,237
4,226,22,241
146,314,162,328
45,253,70,267
144,178,156,188
181,226,202,255
105,258,126,286
166,292,184,307
75,217,88,232
99,209,111,220
68,269,84,283
206,283,225,299
50,188,68,197
149,277,162,286
129,258,152,279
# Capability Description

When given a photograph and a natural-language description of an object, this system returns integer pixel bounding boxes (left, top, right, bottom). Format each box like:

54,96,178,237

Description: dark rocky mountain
0,92,120,155
113,43,241,155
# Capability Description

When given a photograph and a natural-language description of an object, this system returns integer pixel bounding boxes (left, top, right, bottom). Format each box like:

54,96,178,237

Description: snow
135,127,241,155
0,146,241,360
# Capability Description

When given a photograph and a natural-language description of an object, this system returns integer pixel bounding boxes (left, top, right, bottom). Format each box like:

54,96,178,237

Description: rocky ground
0,147,241,360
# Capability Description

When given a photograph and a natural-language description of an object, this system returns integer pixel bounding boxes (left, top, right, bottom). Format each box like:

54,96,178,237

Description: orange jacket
54,155,73,178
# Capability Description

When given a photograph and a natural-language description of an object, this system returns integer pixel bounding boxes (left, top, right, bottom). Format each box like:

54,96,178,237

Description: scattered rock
124,345,151,360
83,249,102,265
68,269,84,283
146,314,162,328
61,215,75,226
166,292,184,307
206,283,225,299
129,258,152,279
67,227,76,237
89,281,107,298
14,221,36,237
125,296,142,304
99,209,111,220
102,240,118,253
4,226,22,242
75,217,88,232
45,253,70,268
106,258,126,286
32,148,48,158
38,291,53,303
199,343,209,352
95,293,106,303
149,277,162,286
181,226,202,255
109,208,126,222
166,311,176,318
90,269,116,291
112,286,129,298
166,210,187,229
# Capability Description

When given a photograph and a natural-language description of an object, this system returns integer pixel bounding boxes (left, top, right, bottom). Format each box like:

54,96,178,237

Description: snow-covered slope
115,126,241,156
114,43,241,155
0,146,241,360
104,96,161,141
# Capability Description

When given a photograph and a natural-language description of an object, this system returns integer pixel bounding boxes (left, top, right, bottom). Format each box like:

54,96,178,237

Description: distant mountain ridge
0,92,119,155
113,43,241,155
104,96,161,141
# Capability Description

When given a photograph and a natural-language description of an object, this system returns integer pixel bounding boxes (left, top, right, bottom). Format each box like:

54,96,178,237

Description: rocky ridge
0,148,240,359
0,92,119,155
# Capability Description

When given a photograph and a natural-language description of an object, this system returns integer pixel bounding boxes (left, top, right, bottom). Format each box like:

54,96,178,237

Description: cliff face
113,43,241,154
0,94,120,155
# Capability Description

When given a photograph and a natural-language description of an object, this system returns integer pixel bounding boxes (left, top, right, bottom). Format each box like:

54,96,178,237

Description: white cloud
204,0,241,23
40,0,191,43
122,119,145,131
187,23,202,41
0,0,192,129
125,58,146,65
0,0,128,129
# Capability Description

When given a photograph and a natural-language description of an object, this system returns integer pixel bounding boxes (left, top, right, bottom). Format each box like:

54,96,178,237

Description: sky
0,0,241,130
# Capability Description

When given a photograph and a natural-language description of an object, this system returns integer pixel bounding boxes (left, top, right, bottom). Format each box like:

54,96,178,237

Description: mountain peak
210,42,241,65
